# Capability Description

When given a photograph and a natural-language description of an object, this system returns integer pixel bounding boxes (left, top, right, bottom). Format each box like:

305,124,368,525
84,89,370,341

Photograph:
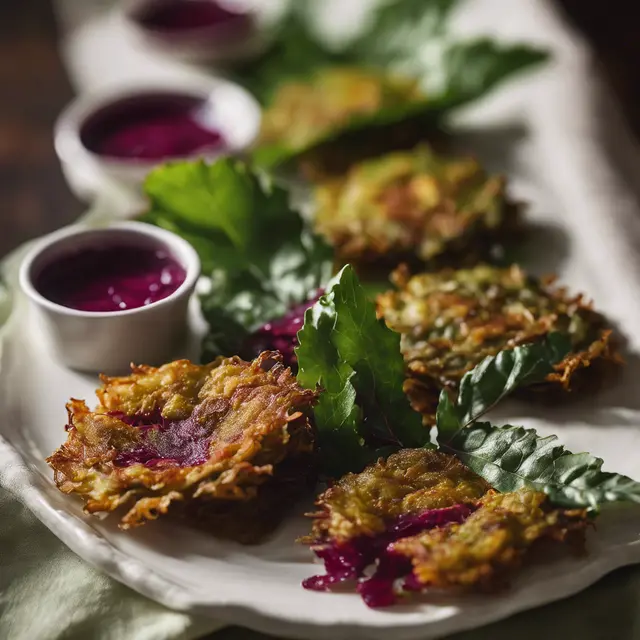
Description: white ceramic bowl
120,0,271,64
54,77,261,200
19,221,200,374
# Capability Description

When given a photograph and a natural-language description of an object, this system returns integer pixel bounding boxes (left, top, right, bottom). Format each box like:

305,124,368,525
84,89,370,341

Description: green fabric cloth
0,487,217,640
2,480,640,640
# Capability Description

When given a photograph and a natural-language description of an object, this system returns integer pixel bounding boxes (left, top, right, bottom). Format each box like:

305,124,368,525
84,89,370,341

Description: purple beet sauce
80,94,225,160
242,291,324,366
35,244,186,312
113,407,213,467
134,0,251,33
303,504,474,608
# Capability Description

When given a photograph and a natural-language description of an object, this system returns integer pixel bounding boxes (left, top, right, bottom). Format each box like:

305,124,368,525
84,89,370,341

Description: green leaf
443,422,640,511
353,0,549,107
296,296,370,476
143,159,333,361
436,334,572,443
352,0,463,67
430,39,550,110
144,159,254,250
296,265,430,476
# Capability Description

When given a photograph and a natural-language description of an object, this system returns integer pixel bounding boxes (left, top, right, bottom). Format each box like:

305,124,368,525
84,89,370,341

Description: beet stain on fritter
303,449,590,607
47,351,317,540
392,488,589,592
306,449,489,544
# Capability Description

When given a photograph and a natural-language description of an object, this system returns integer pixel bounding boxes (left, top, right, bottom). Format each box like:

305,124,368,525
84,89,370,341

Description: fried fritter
314,145,519,267
303,450,590,607
47,351,317,539
392,488,589,591
377,264,620,422
307,449,489,543
258,67,424,159
303,449,488,598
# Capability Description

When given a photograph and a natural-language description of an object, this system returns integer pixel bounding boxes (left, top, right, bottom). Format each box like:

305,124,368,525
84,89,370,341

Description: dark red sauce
35,244,186,312
80,94,225,160
134,0,251,34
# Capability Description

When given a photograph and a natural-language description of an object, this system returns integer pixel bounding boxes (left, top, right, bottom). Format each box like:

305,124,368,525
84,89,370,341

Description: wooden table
0,0,83,259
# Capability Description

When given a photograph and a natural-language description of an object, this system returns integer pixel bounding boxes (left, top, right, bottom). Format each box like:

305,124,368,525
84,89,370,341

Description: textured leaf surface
444,422,640,510
436,334,572,442
296,266,429,476
142,159,333,360
144,160,254,250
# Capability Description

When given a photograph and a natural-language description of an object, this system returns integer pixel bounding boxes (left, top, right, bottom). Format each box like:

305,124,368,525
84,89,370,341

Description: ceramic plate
4,0,640,637
3,159,640,640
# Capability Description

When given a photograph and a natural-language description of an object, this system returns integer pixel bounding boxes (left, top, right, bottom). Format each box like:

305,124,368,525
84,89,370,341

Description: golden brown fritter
377,264,620,422
307,449,490,543
302,451,591,606
258,67,424,156
392,488,589,591
47,352,317,538
314,145,518,267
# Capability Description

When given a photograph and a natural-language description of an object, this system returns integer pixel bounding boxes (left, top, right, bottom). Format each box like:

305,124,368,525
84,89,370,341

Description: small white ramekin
120,0,272,64
19,221,200,374
54,76,261,200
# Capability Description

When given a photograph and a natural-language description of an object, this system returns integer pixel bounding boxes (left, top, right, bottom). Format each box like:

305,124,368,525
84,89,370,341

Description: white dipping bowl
54,77,261,200
19,222,200,374
120,0,271,64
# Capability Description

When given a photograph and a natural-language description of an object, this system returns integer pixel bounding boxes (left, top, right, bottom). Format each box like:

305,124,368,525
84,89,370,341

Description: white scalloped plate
3,173,640,639
5,0,640,637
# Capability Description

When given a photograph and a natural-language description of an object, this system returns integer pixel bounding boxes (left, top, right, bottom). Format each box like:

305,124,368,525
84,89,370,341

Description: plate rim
3,219,640,639
4,420,640,640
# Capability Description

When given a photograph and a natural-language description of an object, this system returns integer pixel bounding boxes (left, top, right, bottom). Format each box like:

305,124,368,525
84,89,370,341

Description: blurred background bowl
54,75,261,200
120,0,271,64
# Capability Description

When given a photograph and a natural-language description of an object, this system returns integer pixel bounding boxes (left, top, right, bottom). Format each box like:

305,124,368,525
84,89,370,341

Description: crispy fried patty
47,352,317,539
315,145,519,267
377,264,619,423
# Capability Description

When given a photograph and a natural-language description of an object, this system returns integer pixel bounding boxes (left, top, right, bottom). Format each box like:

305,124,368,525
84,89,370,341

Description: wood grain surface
0,0,83,259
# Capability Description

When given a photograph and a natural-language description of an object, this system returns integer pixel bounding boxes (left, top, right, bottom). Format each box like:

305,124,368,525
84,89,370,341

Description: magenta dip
80,93,225,160
133,0,252,33
34,244,186,313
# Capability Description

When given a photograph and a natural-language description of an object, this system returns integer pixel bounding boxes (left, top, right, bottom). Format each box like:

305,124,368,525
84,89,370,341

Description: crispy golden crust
47,352,317,534
97,359,215,420
392,489,589,590
258,67,424,154
307,449,489,543
377,264,621,423
314,146,519,267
